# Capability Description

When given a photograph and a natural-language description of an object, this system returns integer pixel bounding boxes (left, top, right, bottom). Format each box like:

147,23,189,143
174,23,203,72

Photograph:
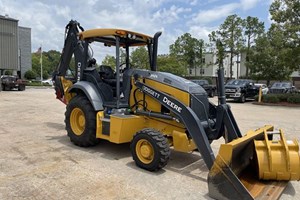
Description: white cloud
191,3,240,25
240,0,260,10
190,0,197,6
153,5,191,24
188,25,217,43
0,0,270,61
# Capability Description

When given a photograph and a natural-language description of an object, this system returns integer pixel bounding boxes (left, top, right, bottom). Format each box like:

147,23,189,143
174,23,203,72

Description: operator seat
99,65,116,84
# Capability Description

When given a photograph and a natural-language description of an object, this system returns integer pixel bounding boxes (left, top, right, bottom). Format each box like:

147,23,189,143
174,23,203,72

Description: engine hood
132,69,207,94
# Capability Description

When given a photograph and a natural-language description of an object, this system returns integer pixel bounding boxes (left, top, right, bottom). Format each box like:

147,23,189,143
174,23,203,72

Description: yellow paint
79,28,152,47
217,125,274,163
109,115,145,144
172,130,197,152
254,129,300,180
60,76,74,104
258,87,262,103
70,108,85,136
95,110,193,152
129,77,190,114
135,139,154,164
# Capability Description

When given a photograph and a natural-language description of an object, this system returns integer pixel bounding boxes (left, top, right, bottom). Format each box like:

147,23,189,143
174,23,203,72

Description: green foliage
170,33,205,75
243,16,265,77
4,70,13,75
130,47,150,69
269,0,300,71
263,94,280,103
24,70,37,80
32,50,61,78
287,95,300,104
157,55,186,76
209,14,244,78
257,93,300,104
101,55,116,69
26,81,51,86
248,30,292,83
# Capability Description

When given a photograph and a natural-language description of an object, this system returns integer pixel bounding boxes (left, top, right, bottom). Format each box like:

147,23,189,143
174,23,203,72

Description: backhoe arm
54,20,84,77
52,20,89,103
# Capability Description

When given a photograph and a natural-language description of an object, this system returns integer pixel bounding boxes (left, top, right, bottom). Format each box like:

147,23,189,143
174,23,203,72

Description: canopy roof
79,28,153,47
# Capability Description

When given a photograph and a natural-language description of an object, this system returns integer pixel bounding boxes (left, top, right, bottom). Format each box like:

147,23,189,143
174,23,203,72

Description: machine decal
162,96,182,113
142,85,160,99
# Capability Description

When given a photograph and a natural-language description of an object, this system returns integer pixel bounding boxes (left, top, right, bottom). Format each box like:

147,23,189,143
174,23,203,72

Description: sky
0,0,273,61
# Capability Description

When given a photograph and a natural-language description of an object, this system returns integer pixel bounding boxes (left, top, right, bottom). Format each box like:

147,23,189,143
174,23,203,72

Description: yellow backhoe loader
52,20,300,199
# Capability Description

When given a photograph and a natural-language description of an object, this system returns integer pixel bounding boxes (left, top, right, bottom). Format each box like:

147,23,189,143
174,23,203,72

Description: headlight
236,87,241,92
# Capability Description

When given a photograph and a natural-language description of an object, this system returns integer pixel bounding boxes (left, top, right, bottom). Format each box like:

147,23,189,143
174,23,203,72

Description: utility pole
40,45,43,84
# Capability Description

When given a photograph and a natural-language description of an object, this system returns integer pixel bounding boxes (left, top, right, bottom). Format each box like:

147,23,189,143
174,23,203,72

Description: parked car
42,79,53,86
191,79,216,97
1,75,26,91
225,79,259,103
269,82,297,94
254,83,269,95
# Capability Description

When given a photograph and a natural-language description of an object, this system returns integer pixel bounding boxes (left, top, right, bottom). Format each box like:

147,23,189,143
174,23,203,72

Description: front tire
209,89,214,98
18,85,25,91
65,95,100,147
131,128,170,171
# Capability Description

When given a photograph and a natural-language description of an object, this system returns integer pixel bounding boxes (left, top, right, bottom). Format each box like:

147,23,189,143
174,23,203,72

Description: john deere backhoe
53,20,300,200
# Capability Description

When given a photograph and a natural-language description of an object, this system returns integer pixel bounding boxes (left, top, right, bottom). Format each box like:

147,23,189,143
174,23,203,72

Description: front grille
270,89,285,94
225,88,236,93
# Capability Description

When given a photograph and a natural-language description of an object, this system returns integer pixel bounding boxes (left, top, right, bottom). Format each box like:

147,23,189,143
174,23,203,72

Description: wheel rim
70,108,85,136
136,139,154,164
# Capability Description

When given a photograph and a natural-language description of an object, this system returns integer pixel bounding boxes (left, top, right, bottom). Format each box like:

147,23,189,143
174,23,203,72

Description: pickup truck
1,75,26,91
191,79,216,97
269,81,297,94
224,79,259,103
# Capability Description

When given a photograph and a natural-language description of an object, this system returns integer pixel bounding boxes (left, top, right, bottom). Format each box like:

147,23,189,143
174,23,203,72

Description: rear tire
239,94,246,103
65,95,100,147
131,128,170,171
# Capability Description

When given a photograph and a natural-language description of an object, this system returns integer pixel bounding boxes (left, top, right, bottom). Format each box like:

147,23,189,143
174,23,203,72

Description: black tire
209,89,214,98
65,95,100,147
18,85,25,91
4,85,10,91
239,94,246,103
130,128,170,171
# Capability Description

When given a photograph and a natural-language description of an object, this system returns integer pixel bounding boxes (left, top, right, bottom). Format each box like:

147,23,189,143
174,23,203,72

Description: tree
170,33,205,76
31,50,62,79
157,55,186,76
247,28,292,85
101,55,116,69
270,0,300,71
209,14,244,78
130,47,150,69
24,70,37,80
243,16,265,77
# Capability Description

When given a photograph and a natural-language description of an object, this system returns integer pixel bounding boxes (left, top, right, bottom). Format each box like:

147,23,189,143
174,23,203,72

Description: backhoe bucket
208,125,300,200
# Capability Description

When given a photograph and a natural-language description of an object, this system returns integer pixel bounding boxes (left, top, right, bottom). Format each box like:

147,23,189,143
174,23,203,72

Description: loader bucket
208,125,300,200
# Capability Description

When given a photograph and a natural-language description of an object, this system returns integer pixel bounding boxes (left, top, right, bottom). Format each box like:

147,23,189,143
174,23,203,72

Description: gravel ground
0,88,299,200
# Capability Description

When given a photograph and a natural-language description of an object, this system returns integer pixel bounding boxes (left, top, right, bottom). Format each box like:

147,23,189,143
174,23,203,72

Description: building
18,26,32,78
188,52,247,80
0,15,31,78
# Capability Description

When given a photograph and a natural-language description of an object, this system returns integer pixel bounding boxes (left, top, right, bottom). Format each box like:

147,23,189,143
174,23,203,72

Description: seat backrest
83,68,113,102
121,69,133,103
99,65,115,79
